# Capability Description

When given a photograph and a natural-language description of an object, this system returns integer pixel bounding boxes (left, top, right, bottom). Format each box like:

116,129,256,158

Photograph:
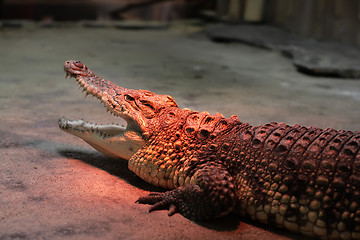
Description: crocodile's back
229,122,360,239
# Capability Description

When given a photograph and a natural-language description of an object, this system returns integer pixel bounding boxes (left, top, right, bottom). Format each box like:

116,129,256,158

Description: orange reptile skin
59,60,360,239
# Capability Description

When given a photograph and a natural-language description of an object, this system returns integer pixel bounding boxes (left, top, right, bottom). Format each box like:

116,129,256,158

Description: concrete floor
0,23,359,240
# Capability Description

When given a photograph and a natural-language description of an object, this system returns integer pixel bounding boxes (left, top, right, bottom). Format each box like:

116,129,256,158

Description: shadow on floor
58,149,162,193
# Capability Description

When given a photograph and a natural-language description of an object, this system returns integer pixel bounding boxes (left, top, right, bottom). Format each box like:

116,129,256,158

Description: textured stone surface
0,23,359,240
207,24,360,78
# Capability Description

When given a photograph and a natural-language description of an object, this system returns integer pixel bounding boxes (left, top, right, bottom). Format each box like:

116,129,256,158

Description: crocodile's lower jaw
58,118,145,160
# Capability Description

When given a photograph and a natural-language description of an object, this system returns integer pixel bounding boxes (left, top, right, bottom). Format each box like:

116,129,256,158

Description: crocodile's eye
140,100,155,111
124,94,135,101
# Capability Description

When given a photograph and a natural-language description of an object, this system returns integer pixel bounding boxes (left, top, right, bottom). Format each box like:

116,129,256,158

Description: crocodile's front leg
59,118,144,159
136,163,236,220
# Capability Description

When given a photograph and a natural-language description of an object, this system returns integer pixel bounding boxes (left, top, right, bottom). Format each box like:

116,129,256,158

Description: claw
149,200,169,212
136,190,181,217
168,204,178,216
136,194,161,205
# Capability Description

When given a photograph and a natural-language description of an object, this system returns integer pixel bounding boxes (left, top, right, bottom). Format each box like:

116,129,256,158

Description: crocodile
59,60,360,239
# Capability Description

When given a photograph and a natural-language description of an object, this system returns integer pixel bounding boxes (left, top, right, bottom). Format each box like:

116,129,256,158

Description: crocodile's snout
64,60,93,78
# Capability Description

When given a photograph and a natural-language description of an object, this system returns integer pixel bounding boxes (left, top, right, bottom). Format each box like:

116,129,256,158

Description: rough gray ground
0,23,360,240
207,24,360,78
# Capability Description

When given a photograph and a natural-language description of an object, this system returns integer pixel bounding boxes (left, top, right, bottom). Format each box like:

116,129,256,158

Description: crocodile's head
59,60,178,159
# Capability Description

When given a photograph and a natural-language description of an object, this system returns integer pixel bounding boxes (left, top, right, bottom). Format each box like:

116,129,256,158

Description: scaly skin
59,60,360,239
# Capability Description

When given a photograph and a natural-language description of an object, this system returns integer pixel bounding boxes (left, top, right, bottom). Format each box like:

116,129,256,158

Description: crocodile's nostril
74,61,83,68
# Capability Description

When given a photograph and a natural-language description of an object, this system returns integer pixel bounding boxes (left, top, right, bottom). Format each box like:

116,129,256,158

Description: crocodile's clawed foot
136,190,183,216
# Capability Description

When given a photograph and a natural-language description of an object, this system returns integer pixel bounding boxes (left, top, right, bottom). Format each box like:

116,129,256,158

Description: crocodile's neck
129,107,248,189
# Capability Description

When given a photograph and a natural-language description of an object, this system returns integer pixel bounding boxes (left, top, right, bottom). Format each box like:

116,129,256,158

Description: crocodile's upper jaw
59,60,178,160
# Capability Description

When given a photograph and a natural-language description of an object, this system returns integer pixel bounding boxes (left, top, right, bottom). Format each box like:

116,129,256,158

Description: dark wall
266,0,360,47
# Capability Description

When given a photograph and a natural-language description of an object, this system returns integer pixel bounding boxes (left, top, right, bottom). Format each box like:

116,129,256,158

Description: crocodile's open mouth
57,79,141,159
59,60,146,134
58,73,137,140
59,60,178,159
58,60,147,159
